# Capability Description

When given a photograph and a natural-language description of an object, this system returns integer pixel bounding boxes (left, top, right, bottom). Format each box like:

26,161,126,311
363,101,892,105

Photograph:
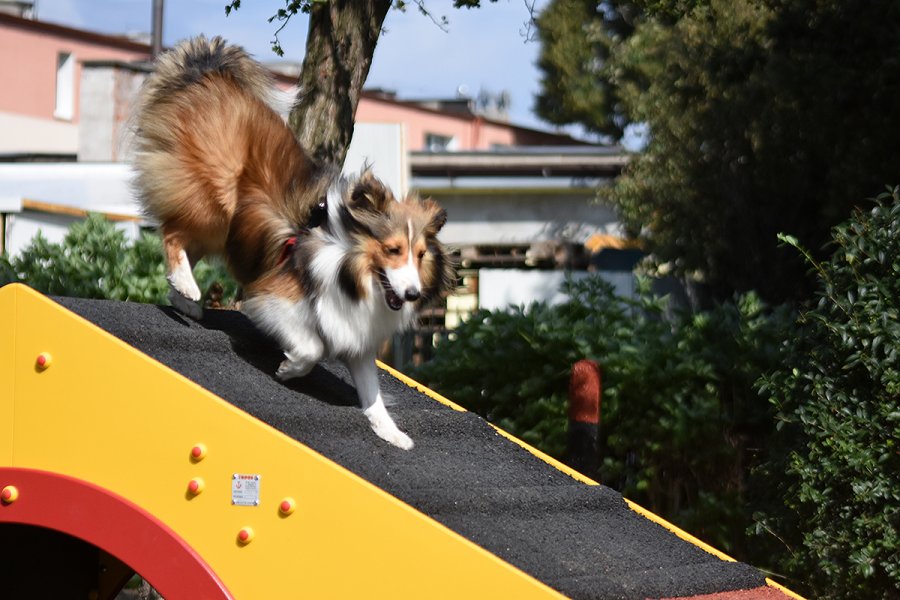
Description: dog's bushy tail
138,35,273,113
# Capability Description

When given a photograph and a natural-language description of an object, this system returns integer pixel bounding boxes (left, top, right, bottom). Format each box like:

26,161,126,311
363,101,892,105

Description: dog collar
278,235,299,265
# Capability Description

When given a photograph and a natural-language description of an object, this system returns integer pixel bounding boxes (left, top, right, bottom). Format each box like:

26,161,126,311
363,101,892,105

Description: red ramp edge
0,467,233,599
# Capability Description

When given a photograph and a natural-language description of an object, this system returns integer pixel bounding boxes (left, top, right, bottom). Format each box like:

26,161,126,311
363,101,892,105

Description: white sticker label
231,474,260,506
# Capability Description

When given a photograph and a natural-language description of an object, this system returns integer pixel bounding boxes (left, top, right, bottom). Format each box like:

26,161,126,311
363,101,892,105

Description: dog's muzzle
379,272,419,311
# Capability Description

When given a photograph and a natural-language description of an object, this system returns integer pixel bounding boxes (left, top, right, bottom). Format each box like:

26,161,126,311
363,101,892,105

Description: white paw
167,269,201,302
382,428,414,450
168,288,203,320
365,406,414,450
276,357,315,381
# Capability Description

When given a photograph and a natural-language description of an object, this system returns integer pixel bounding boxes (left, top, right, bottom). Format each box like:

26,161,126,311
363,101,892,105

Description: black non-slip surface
55,297,766,600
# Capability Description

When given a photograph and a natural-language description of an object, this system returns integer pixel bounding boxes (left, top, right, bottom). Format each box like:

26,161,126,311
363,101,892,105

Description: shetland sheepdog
132,36,454,449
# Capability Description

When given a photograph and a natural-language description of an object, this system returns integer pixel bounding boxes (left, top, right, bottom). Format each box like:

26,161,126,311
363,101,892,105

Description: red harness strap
278,235,298,265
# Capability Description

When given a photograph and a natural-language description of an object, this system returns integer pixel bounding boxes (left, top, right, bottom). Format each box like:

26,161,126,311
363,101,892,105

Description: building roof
0,11,151,54
411,147,628,179
360,89,595,147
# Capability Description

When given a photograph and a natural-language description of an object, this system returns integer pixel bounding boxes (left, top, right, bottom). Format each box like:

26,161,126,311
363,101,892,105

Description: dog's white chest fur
313,276,416,359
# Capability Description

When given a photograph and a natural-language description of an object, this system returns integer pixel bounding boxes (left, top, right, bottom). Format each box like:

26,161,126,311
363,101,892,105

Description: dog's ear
350,170,393,213
423,199,448,233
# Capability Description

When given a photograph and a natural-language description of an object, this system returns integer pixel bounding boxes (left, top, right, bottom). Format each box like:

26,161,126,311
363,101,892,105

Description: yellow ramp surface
3,284,800,600
1,284,562,598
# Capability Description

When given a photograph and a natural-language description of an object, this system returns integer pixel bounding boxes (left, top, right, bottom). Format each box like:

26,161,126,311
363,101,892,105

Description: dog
132,36,454,449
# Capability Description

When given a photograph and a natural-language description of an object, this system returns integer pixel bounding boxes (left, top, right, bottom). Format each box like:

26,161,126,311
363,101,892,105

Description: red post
567,359,601,476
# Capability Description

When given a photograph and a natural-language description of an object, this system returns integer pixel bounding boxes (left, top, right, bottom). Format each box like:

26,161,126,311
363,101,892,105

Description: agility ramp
0,283,800,599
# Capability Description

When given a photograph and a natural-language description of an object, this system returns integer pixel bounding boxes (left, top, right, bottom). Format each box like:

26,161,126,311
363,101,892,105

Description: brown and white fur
132,36,453,449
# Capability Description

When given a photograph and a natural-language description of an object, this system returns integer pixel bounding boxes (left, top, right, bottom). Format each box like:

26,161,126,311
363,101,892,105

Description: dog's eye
386,246,402,256
418,250,427,260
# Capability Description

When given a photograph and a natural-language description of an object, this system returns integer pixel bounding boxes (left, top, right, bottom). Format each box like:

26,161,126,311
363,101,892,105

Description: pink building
0,12,151,156
0,11,587,159
356,90,587,152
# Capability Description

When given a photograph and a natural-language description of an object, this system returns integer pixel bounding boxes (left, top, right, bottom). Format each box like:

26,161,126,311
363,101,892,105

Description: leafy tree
225,0,502,166
414,276,792,558
755,189,900,599
535,0,900,304
533,0,635,140
0,214,236,304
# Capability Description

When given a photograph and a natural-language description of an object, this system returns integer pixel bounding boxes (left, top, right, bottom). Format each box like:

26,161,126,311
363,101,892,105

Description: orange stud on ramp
237,527,254,544
187,478,205,496
35,352,52,370
190,444,207,461
1,485,18,504
278,497,296,516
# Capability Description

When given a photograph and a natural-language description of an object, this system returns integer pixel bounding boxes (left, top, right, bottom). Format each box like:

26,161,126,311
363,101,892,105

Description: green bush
756,189,900,599
414,275,792,557
414,277,631,458
0,213,237,304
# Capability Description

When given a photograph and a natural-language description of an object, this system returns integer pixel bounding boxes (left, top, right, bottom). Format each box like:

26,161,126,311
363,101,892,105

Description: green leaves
533,0,632,139
414,274,792,557
223,0,240,17
0,213,237,306
1,214,146,300
756,190,900,599
537,0,900,304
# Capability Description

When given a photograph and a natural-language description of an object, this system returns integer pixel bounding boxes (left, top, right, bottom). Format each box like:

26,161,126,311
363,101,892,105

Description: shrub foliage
756,189,900,598
0,213,236,304
414,276,791,557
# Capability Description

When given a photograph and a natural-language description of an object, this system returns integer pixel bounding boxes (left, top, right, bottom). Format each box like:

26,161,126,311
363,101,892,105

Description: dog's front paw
167,270,202,302
365,405,414,450
167,288,203,320
380,427,414,451
276,357,315,381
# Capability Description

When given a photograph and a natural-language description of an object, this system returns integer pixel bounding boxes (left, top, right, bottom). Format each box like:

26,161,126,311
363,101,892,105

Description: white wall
434,190,622,246
0,162,139,215
344,122,408,196
478,269,636,310
0,111,78,154
77,65,154,162
3,209,139,256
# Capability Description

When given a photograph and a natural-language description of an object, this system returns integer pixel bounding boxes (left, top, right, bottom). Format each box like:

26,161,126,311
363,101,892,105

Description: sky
31,0,574,134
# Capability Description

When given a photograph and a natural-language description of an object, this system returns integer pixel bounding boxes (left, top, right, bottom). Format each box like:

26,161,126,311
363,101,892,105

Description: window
424,133,456,152
54,52,75,121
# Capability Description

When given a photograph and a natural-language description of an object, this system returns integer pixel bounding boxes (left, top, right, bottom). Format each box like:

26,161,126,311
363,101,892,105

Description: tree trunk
289,0,392,168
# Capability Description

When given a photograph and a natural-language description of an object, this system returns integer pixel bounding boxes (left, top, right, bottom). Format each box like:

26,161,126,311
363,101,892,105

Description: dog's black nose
404,288,421,302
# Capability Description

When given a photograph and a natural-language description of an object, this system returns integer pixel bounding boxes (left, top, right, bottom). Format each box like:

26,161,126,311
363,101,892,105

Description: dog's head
341,170,452,311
